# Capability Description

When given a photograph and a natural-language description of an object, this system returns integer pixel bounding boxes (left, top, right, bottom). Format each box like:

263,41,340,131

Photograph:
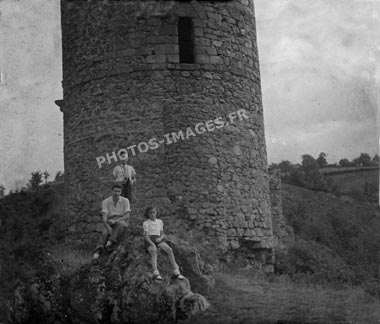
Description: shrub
0,186,65,296
362,278,380,300
275,240,356,285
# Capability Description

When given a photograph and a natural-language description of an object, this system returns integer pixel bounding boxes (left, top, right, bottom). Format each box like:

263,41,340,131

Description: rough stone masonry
57,0,278,268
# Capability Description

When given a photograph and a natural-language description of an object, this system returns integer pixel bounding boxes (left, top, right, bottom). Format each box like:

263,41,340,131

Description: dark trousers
122,179,133,202
95,221,128,252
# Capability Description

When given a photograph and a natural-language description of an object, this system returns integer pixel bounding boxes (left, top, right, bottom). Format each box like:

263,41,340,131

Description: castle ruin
57,0,276,268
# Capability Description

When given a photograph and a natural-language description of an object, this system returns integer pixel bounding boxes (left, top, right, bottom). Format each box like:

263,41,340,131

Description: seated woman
143,206,185,281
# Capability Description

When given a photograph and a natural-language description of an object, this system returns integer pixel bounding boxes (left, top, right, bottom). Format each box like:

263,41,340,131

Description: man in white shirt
92,183,131,263
113,151,136,203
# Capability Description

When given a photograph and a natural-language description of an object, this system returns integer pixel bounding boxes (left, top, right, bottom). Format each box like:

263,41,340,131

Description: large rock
8,219,211,324
69,220,211,323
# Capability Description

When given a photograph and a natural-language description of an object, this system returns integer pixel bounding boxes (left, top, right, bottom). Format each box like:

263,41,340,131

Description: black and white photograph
0,0,379,323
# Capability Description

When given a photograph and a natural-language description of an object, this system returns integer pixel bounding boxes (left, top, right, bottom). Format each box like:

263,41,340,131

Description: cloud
256,0,380,163
0,0,63,190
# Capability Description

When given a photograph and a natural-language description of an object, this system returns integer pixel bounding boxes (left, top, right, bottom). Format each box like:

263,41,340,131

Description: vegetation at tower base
0,197,211,323
2,169,380,323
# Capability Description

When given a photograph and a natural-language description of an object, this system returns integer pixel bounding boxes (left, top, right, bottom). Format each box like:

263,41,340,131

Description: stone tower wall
59,0,273,254
268,169,294,249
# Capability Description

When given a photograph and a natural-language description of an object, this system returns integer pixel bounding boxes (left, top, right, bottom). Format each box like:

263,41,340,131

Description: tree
288,169,306,187
339,158,351,167
371,154,379,166
300,154,328,191
353,153,371,167
269,162,278,170
0,185,5,198
43,171,50,184
316,152,328,168
278,160,293,174
301,154,319,172
55,171,64,181
28,171,43,189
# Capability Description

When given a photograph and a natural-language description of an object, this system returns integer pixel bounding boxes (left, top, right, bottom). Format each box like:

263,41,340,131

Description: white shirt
113,164,136,182
101,196,131,218
143,219,163,236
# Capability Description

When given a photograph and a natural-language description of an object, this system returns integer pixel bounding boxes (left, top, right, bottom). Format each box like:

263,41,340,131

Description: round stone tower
58,0,273,266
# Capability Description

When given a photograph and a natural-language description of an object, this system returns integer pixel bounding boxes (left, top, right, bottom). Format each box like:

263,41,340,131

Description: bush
287,169,306,187
275,240,356,285
362,278,380,300
0,186,65,296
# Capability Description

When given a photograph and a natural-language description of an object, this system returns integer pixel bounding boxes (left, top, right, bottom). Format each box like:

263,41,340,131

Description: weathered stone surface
59,0,274,269
8,221,211,324
268,169,295,250
69,223,211,323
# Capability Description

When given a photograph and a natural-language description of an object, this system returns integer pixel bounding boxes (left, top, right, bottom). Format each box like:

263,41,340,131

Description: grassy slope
326,168,379,202
190,271,380,324
188,179,380,324
281,182,380,282
2,174,380,323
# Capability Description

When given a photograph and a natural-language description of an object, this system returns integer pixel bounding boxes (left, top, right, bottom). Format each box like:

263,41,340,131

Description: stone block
227,228,236,236
166,54,179,63
236,213,245,222
146,55,166,63
197,38,211,46
196,54,210,64
206,208,216,215
230,240,240,249
206,47,217,55
243,229,251,237
208,156,217,164
194,27,204,37
210,56,223,64
213,40,223,47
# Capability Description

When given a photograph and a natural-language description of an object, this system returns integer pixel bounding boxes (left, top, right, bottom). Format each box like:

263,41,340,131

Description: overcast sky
0,0,379,191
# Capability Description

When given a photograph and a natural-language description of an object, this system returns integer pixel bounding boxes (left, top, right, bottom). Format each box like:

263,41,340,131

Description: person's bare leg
148,245,159,275
158,242,180,275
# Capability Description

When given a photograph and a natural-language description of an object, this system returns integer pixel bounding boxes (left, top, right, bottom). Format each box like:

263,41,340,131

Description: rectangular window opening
178,17,194,64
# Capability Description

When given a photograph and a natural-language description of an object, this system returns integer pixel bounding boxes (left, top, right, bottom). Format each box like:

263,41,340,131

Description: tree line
270,152,379,192
271,152,379,171
0,170,64,198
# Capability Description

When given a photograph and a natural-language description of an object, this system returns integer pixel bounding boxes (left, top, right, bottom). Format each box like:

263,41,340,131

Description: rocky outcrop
8,220,211,324
69,220,211,323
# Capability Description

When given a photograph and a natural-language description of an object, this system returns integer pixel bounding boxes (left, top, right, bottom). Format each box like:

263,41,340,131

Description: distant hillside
324,168,378,202
280,182,380,284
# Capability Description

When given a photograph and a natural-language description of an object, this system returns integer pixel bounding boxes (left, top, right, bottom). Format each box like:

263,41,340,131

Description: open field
187,270,380,324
